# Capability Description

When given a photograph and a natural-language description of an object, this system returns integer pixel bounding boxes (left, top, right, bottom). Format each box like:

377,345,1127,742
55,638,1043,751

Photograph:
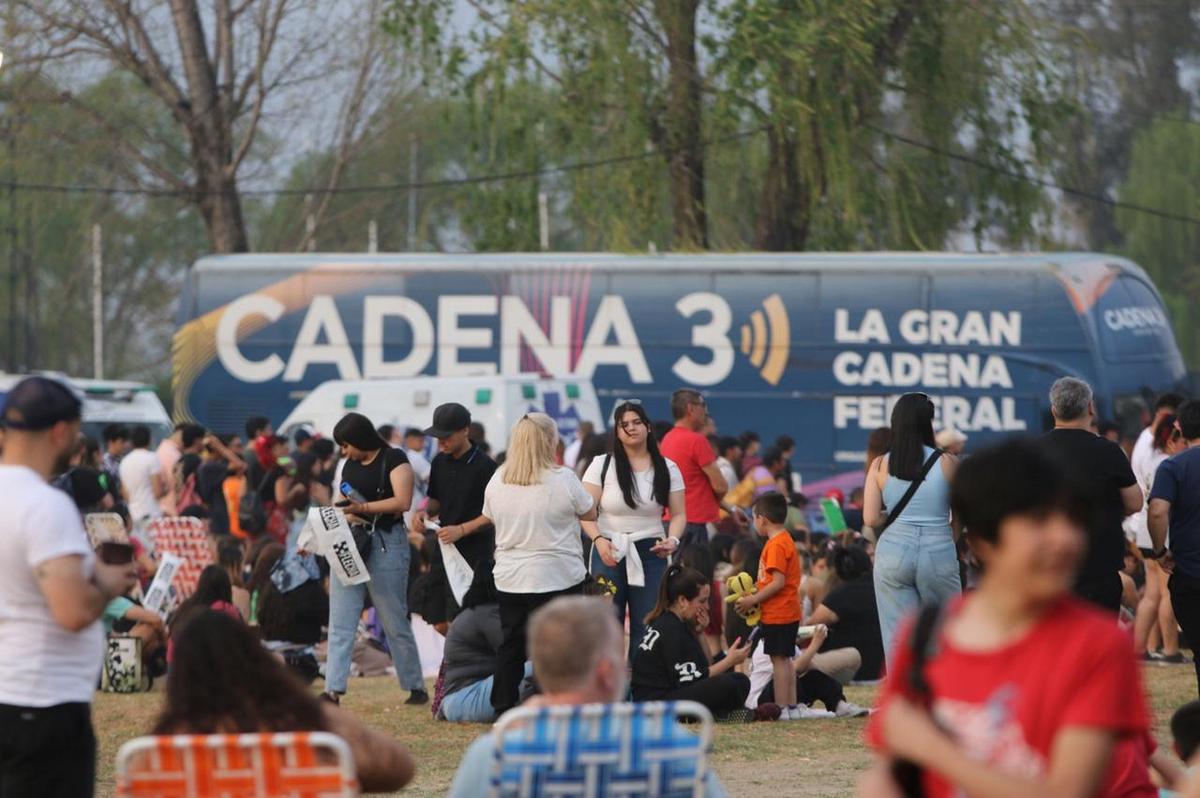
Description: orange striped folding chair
115,732,358,798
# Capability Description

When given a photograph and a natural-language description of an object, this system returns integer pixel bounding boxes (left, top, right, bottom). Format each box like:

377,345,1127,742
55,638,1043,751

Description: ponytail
644,564,706,625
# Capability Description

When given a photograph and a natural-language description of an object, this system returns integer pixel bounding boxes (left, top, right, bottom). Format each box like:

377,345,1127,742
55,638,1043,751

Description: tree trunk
755,126,810,251
197,174,250,253
654,0,707,250
171,0,250,252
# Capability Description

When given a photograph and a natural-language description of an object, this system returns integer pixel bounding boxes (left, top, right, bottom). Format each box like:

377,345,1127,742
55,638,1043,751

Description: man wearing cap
411,403,498,628
0,377,139,796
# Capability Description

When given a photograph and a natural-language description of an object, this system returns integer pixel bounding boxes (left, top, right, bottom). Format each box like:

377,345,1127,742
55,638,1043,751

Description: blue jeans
873,522,960,670
326,529,424,693
590,537,668,661
441,663,534,723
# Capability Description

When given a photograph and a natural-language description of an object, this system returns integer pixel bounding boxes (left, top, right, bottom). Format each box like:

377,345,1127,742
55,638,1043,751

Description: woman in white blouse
582,400,686,659
481,412,596,716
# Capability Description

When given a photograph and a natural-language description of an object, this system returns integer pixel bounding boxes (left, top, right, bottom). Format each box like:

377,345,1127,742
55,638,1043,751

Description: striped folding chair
489,701,714,798
114,732,358,798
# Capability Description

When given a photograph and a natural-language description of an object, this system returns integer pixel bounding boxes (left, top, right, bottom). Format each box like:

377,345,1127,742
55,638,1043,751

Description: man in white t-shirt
120,425,168,523
0,376,139,797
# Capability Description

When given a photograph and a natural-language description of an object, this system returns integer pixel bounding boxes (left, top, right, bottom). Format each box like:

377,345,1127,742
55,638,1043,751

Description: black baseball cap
425,403,471,438
1,376,83,431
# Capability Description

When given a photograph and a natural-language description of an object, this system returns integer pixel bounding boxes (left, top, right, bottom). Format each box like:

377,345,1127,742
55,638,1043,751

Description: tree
1116,115,1200,366
707,0,1062,251
0,71,205,377
1045,0,1200,249
10,0,401,253
388,0,709,249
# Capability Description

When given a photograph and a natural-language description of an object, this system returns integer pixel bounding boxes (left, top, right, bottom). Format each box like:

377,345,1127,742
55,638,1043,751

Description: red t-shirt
660,426,720,523
866,596,1153,797
757,531,801,624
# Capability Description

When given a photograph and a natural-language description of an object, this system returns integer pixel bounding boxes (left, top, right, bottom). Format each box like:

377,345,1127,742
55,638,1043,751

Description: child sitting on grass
734,492,804,720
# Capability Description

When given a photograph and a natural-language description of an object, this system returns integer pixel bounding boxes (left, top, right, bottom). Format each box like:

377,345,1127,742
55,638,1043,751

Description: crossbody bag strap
369,449,390,533
892,602,946,798
877,449,943,535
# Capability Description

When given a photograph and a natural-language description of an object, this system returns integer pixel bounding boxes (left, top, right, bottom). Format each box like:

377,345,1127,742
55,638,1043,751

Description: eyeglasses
614,398,643,407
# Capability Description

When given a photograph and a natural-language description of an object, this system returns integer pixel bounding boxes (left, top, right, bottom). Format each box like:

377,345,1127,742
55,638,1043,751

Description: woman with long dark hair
581,400,685,657
323,412,425,706
862,393,959,664
154,610,415,792
631,564,751,717
1132,412,1185,661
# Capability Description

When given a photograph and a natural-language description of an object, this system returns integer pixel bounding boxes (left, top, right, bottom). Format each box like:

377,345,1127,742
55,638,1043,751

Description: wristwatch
1149,547,1168,560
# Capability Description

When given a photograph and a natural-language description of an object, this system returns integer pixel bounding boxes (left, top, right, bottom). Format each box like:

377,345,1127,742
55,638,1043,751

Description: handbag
876,449,943,536
101,635,146,694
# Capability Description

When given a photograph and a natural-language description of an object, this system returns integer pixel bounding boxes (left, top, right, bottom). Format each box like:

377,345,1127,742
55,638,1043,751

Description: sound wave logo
739,294,790,385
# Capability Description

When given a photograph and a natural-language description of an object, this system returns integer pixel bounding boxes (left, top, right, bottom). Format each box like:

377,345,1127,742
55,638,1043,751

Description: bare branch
296,0,389,250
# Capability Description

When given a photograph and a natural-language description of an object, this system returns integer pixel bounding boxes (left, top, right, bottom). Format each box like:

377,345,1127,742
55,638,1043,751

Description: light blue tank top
882,446,950,526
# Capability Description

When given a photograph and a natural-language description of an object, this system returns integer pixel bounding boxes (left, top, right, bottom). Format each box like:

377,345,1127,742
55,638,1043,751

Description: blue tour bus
173,252,1186,485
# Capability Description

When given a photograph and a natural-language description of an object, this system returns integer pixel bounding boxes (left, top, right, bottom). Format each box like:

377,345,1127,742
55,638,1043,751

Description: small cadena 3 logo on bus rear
739,294,790,386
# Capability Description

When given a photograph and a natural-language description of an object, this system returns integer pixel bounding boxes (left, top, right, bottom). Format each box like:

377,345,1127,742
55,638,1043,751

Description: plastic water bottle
340,482,368,503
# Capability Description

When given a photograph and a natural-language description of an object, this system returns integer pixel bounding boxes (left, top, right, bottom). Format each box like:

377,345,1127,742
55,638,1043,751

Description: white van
0,373,174,445
278,374,605,452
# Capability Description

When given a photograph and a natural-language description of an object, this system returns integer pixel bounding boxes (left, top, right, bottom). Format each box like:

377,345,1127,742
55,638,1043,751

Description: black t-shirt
427,446,497,567
258,580,329,646
1150,447,1200,580
1042,428,1137,587
631,611,709,700
196,461,230,534
258,465,285,505
819,577,885,681
341,447,410,530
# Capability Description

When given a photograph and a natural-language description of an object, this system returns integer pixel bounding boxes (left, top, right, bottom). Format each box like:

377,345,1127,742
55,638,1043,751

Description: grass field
93,663,1199,797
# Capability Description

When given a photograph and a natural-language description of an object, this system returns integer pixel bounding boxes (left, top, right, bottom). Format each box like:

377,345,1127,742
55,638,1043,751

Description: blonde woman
480,413,597,715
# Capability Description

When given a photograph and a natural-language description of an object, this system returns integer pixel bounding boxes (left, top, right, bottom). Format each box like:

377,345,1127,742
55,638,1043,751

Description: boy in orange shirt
735,492,803,719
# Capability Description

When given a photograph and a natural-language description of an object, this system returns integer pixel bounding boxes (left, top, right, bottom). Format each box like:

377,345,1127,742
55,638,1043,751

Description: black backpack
238,472,270,535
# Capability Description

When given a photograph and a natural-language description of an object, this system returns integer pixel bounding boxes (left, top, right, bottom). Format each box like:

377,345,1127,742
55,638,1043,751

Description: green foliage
385,0,1066,253
1116,114,1200,366
0,71,205,379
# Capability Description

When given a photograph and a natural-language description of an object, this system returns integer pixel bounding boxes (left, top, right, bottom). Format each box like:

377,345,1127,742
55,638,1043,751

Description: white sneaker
834,700,871,718
786,705,834,720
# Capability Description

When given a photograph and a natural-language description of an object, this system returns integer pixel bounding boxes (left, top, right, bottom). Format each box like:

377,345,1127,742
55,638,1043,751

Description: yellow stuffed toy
724,571,761,626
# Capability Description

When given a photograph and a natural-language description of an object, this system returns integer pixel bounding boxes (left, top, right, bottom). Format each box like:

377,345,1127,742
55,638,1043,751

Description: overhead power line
870,125,1200,227
0,125,772,199
2,119,1197,227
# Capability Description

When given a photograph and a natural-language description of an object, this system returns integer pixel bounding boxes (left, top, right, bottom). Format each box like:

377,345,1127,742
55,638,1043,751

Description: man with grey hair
448,596,726,797
1042,376,1141,613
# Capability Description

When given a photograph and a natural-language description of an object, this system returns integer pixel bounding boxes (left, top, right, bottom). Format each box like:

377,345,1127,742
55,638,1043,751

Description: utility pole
368,219,378,253
536,121,549,251
7,119,17,373
406,134,418,251
304,193,316,252
92,224,103,379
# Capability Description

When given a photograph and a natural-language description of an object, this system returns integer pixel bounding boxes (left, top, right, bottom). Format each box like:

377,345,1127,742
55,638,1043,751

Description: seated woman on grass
631,564,751,719
154,610,415,793
861,438,1155,797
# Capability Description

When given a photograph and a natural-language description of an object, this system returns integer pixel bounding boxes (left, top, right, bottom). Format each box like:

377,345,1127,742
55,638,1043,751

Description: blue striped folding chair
488,701,714,798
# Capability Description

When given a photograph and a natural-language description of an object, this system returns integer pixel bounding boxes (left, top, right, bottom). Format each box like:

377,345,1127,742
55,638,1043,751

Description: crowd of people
8,370,1200,796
